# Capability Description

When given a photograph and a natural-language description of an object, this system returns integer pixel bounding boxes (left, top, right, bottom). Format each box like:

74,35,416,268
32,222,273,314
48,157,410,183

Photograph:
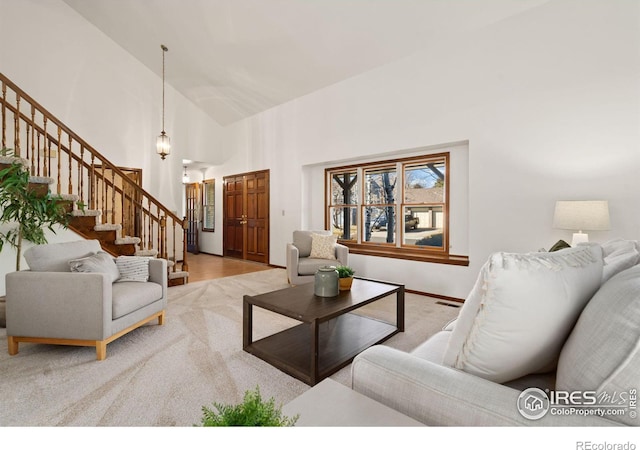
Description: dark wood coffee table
243,277,404,386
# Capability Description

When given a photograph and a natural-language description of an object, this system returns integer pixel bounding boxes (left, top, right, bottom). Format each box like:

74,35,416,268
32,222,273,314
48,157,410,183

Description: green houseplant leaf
199,386,298,427
0,150,72,270
335,265,355,278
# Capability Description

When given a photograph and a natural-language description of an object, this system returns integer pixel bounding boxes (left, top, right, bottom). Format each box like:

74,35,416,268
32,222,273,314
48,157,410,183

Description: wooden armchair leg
158,310,165,326
8,336,18,355
96,341,107,361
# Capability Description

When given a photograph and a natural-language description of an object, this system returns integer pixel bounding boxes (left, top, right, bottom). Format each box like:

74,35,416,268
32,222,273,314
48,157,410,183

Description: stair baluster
0,72,188,285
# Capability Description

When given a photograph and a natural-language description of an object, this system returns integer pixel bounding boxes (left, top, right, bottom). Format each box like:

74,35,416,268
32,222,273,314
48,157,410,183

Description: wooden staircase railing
0,72,188,276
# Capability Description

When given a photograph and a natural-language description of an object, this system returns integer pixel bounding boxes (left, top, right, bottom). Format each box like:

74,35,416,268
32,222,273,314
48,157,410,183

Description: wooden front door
223,170,269,263
185,182,200,254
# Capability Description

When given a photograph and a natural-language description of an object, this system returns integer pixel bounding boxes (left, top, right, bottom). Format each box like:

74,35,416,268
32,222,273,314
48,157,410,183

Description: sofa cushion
293,230,331,258
411,330,452,364
24,239,102,272
69,251,120,283
443,244,603,384
309,233,337,260
112,281,163,319
115,256,152,282
601,238,639,283
556,264,640,426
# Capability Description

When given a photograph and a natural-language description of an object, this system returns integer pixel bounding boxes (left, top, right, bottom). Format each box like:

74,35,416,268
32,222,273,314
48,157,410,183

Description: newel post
181,216,189,273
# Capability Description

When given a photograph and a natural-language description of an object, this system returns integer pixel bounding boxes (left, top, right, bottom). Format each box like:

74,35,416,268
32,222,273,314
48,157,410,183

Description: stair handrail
0,72,188,273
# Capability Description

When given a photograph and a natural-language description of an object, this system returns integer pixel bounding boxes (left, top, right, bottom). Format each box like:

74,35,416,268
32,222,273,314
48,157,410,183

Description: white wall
0,0,223,209
201,0,640,299
0,0,223,294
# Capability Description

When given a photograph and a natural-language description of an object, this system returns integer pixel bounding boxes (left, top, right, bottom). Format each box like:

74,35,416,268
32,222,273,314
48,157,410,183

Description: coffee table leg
397,286,405,332
243,296,253,349
310,319,319,385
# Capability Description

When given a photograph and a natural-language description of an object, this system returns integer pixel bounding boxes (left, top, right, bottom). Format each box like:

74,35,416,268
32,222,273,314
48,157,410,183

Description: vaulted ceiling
62,0,549,126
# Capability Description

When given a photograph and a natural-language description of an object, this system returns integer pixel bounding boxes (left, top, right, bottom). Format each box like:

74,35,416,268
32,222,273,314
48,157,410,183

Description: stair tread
115,236,141,245
0,155,29,168
28,175,54,185
168,271,189,279
71,209,101,217
135,249,159,257
94,223,122,232
59,193,80,201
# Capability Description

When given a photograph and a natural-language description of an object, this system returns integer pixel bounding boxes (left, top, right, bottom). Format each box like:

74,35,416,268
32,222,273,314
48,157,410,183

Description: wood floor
182,252,275,283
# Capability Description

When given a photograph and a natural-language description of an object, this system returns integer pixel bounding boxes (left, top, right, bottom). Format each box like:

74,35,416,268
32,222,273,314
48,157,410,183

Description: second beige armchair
286,230,349,285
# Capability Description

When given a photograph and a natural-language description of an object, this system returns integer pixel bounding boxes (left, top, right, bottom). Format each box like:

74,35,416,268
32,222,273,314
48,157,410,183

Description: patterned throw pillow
69,251,121,283
309,233,337,260
115,256,152,282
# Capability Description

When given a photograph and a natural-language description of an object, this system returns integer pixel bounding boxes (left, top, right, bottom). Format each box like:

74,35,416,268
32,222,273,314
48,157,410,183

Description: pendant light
182,166,190,184
156,44,170,160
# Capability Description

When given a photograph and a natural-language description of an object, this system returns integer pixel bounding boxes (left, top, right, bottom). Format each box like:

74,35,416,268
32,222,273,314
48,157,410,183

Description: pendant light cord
161,44,168,133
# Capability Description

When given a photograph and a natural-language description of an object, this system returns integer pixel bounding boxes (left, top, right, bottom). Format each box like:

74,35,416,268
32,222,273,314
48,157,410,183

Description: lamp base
571,232,589,247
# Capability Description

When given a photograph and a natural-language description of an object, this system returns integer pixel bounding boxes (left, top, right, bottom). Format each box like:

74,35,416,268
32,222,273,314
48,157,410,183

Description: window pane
403,206,444,248
330,172,358,205
365,167,397,205
404,161,445,203
363,206,396,244
329,206,357,241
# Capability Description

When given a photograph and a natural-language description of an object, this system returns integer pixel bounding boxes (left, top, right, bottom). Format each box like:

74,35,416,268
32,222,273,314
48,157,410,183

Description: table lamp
552,200,610,246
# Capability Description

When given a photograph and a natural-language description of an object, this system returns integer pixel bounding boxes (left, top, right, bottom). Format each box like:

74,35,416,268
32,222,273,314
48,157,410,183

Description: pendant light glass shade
157,131,170,160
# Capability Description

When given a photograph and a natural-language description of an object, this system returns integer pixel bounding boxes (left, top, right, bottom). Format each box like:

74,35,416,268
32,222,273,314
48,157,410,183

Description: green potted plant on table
336,265,355,291
198,386,298,426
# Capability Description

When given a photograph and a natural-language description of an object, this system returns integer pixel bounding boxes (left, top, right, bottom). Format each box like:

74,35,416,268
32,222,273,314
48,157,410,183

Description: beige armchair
5,239,167,360
286,230,349,285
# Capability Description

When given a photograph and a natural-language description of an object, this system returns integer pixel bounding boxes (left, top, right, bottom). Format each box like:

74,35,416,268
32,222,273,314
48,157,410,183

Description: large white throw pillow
443,244,604,383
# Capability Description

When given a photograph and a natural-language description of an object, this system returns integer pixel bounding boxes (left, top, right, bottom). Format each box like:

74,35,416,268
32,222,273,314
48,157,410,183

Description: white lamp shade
552,200,610,231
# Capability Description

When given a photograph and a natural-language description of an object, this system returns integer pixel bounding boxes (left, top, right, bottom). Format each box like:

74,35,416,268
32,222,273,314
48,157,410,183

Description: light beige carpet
0,269,459,426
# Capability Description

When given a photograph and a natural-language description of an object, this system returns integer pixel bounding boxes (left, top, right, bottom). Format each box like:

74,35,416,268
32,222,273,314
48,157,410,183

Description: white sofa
351,242,640,426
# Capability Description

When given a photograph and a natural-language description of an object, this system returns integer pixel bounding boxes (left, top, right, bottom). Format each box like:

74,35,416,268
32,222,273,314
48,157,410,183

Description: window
202,178,215,232
402,159,446,251
363,165,397,245
328,171,358,241
326,151,464,265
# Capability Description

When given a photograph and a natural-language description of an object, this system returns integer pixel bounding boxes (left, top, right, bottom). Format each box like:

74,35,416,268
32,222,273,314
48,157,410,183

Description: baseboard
405,288,464,304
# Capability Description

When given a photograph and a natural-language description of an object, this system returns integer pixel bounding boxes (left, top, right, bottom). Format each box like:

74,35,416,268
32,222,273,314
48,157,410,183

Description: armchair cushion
112,281,163,319
443,244,603,384
309,233,337,260
24,239,102,272
298,257,339,276
69,251,120,283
